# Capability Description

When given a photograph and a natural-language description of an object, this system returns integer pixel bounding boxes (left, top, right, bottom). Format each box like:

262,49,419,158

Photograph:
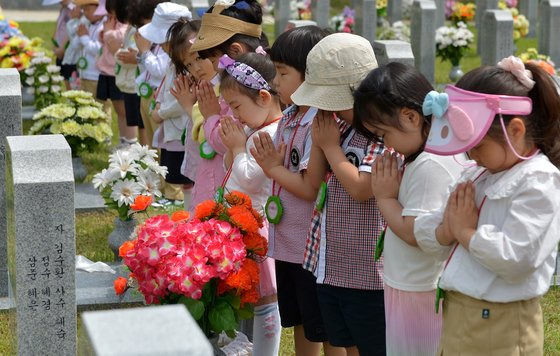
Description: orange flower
131,195,152,211
240,288,259,305
228,206,259,233
225,268,253,291
171,210,191,222
243,232,268,256
224,191,252,209
114,277,128,295
250,207,264,228
529,60,556,75
119,240,136,258
195,200,218,220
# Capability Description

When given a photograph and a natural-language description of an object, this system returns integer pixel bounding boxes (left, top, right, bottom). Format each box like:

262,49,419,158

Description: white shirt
225,122,279,213
415,153,560,302
135,46,170,90
383,152,465,291
62,17,83,65
77,17,104,81
152,64,186,149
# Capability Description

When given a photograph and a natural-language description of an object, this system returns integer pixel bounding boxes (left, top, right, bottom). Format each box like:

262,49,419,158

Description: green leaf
209,301,237,333
179,296,205,321
237,303,254,320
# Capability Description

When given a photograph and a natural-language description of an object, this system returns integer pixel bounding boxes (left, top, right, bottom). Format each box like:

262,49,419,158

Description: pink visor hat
422,85,532,156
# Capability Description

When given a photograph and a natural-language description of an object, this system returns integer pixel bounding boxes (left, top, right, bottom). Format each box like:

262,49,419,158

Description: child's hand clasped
444,181,478,245
371,151,401,200
219,116,246,152
250,132,286,177
77,24,88,37
312,110,340,150
170,74,197,111
197,80,221,119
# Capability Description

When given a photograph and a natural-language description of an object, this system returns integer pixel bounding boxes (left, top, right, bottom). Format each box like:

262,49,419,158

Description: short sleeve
359,141,385,173
298,129,313,171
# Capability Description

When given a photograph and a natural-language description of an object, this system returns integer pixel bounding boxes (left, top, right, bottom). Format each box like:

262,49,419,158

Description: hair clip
233,1,250,10
422,91,449,120
497,56,535,90
218,54,236,69
255,46,266,56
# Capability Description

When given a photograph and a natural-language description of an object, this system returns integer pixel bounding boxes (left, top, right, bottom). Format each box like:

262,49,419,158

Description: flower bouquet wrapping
114,191,268,337
435,21,474,66
28,90,112,157
93,143,167,221
24,52,64,110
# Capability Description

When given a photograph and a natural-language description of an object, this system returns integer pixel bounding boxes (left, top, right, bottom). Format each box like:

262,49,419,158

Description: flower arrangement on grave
114,191,268,337
0,35,44,72
449,1,476,24
519,48,556,75
499,4,529,42
23,52,64,110
435,21,474,66
330,6,355,33
377,0,387,17
28,90,112,157
379,21,411,42
290,0,311,20
93,143,167,221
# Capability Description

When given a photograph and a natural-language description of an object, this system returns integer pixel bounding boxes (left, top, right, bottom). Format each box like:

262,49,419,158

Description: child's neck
263,105,283,125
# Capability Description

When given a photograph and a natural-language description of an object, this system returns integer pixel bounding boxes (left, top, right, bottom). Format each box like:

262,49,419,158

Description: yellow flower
59,120,81,137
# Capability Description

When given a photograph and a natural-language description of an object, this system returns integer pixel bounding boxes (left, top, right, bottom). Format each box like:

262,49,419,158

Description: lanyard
270,107,317,197
143,45,160,85
221,117,282,189
153,74,167,102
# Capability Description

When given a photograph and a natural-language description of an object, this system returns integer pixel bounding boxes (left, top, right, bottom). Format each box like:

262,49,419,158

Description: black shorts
160,149,193,185
96,74,124,101
316,284,386,354
56,58,76,80
275,260,328,342
123,93,144,128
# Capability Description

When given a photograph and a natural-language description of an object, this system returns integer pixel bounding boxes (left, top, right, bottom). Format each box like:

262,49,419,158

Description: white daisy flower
38,75,49,84
92,168,118,190
110,179,142,207
46,65,61,73
137,169,163,197
24,67,35,76
38,86,49,93
109,150,139,178
149,164,168,178
129,143,158,163
25,77,34,86
51,85,61,92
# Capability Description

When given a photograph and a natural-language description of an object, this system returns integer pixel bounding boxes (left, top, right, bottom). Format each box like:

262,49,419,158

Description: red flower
224,191,252,209
228,206,259,234
171,210,190,222
118,240,135,258
114,277,128,295
131,195,152,211
243,233,268,256
195,200,219,220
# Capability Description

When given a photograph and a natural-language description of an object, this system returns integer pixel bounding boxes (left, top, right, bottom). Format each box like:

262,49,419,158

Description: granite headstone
0,68,22,298
312,0,330,28
353,0,377,43
435,0,445,28
480,10,514,66
476,0,500,53
519,0,538,37
538,0,560,65
275,0,291,36
80,305,214,356
411,0,437,83
6,134,76,356
373,40,415,66
387,0,403,24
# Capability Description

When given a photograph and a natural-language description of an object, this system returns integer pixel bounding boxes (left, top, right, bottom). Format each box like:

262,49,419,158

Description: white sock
252,302,281,356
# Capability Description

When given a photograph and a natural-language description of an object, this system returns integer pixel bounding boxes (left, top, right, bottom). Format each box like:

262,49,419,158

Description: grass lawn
2,20,558,355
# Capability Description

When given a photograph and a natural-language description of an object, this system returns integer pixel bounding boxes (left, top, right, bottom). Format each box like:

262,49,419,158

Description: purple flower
343,6,355,19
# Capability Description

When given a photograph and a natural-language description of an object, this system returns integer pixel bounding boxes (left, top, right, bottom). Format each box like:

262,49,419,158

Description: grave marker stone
387,0,403,24
476,0,500,53
435,0,445,28
538,0,560,65
373,40,415,66
411,0,436,83
285,20,318,31
312,0,330,28
80,305,214,355
0,68,22,298
6,134,76,356
275,0,291,36
519,0,538,37
480,10,514,66
353,0,377,43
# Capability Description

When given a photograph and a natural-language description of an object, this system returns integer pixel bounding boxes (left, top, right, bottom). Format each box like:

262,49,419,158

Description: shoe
173,199,184,206
152,198,172,208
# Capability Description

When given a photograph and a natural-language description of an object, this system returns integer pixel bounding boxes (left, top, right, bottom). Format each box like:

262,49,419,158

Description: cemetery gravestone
312,0,330,28
519,0,538,37
387,0,403,24
353,0,377,44
435,0,445,28
285,20,318,31
0,68,22,298
373,40,415,66
80,305,214,356
6,134,76,356
274,0,291,37
476,0,500,53
480,10,514,66
411,0,436,83
538,0,560,65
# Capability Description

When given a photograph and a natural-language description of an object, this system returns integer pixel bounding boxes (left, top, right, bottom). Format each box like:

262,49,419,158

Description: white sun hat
138,2,193,44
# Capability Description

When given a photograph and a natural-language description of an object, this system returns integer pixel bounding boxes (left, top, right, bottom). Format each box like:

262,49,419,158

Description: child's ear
227,42,245,58
257,89,272,106
507,117,527,141
400,107,422,129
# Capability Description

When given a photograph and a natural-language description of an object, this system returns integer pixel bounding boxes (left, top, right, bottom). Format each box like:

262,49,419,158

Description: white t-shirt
383,151,465,291
225,122,279,213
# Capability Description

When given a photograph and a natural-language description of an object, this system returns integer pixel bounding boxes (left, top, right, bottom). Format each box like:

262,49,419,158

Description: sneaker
152,198,172,208
173,199,184,206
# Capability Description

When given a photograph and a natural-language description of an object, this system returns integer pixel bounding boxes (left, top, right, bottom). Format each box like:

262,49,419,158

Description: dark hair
353,62,434,162
166,19,201,76
456,62,560,167
269,26,331,79
106,0,129,23
128,0,165,28
220,52,277,102
198,0,267,59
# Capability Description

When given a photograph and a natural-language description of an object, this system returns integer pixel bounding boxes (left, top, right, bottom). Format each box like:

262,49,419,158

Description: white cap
42,0,62,5
138,2,193,44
